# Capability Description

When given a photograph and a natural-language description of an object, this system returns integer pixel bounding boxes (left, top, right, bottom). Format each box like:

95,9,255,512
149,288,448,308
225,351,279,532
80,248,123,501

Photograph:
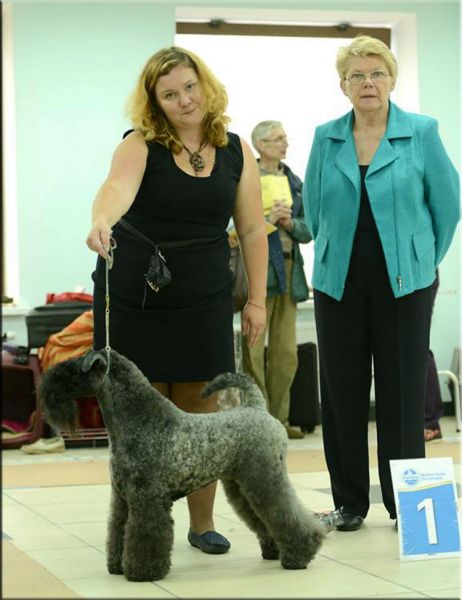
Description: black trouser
425,275,444,429
314,256,433,519
425,350,444,429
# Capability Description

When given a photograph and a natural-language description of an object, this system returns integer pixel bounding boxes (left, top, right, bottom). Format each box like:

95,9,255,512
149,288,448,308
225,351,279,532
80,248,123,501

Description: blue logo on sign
402,469,421,486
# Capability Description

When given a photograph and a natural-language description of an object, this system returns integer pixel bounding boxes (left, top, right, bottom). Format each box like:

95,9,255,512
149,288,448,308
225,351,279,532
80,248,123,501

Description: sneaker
285,426,305,439
187,529,231,554
20,436,65,454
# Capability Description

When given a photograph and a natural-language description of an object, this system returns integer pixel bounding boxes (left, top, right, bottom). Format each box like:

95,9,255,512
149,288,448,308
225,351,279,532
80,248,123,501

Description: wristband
246,301,266,310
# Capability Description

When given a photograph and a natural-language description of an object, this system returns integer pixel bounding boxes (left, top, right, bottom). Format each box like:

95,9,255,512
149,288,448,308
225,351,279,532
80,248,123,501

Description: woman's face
340,55,395,114
155,64,204,132
256,127,289,162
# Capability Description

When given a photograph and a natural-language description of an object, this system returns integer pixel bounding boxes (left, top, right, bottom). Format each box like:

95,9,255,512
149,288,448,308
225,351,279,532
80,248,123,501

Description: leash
103,237,117,378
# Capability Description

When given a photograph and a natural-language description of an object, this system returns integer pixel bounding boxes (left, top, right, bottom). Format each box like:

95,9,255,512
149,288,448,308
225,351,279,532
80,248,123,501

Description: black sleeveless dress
92,132,243,382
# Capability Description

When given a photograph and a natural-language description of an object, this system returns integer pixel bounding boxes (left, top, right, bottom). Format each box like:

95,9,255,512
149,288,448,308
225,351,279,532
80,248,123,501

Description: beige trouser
242,259,298,426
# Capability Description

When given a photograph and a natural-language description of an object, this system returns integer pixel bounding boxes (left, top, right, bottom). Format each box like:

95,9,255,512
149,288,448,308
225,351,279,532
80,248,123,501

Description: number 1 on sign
417,498,438,545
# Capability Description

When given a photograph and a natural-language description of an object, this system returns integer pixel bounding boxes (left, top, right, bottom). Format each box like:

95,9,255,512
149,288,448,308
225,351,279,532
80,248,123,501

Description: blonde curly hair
336,35,398,80
127,46,230,153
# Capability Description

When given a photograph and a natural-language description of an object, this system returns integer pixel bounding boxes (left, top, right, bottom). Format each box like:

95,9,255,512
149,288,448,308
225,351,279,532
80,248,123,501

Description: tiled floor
2,416,461,599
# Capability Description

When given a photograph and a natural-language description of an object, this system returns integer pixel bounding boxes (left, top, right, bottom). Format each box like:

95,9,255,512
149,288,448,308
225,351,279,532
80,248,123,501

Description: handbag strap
118,218,223,250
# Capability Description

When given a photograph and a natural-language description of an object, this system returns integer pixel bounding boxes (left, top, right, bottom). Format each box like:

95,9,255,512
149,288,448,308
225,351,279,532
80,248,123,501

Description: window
176,24,390,283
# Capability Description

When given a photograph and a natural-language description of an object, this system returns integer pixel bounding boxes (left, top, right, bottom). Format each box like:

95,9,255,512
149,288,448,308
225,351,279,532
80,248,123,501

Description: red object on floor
46,292,93,304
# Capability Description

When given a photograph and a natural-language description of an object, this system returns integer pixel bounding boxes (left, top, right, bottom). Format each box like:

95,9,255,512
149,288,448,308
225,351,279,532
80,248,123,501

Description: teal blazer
303,102,460,300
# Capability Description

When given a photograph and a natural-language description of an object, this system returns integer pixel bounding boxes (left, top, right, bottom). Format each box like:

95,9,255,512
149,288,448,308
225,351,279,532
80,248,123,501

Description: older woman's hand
269,201,292,227
241,302,266,347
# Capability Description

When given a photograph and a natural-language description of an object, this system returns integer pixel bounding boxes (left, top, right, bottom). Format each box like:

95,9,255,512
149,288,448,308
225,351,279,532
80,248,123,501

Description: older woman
242,121,311,439
86,47,268,553
303,35,459,531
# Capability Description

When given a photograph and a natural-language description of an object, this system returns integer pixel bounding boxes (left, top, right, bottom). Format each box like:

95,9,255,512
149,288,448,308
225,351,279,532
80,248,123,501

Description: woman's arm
86,130,148,257
303,131,321,239
423,119,460,266
233,138,268,347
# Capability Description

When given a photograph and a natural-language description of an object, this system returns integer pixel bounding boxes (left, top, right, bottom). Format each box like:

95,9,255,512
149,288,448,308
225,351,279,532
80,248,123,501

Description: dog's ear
81,351,107,374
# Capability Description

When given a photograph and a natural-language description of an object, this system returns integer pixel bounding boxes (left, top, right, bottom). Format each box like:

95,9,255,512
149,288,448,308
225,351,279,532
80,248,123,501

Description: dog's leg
122,496,174,582
238,469,325,570
222,480,279,560
106,485,128,575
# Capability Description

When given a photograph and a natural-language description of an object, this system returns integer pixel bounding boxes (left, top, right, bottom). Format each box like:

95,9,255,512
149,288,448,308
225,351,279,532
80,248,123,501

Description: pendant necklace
182,139,208,174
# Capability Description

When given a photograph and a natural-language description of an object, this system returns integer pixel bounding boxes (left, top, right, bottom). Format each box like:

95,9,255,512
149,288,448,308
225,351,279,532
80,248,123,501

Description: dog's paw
281,561,308,570
124,560,171,582
107,562,124,575
260,541,279,560
261,549,280,560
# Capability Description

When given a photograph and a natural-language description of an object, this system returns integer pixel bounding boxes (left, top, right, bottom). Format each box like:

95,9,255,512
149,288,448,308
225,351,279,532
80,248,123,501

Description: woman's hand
241,302,266,347
86,219,113,258
269,201,292,226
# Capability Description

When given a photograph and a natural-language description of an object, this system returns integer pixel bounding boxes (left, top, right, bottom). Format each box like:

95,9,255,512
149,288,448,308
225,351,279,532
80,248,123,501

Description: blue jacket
266,163,312,302
303,102,460,300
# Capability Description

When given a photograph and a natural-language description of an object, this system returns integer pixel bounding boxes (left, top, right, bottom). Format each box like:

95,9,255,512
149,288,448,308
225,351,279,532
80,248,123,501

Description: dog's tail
201,373,265,409
39,351,107,433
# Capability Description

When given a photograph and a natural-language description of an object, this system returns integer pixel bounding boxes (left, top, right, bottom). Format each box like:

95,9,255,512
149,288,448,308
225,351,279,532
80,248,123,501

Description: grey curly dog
40,349,325,581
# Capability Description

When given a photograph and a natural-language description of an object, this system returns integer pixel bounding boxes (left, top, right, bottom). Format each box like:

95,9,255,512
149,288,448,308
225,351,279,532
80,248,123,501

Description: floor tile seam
8,501,110,511
322,555,438,595
3,520,106,535
5,519,106,553
417,586,462,595
2,457,110,466
20,555,108,581
5,520,90,547
44,530,108,553
11,539,89,553
2,484,110,498
5,497,110,520
33,518,109,527
62,577,181,598
168,549,268,578
3,499,71,529
2,542,82,599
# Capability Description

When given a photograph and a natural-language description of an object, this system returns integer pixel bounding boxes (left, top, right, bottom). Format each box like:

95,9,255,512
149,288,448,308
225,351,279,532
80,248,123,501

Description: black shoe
332,507,364,532
187,529,231,554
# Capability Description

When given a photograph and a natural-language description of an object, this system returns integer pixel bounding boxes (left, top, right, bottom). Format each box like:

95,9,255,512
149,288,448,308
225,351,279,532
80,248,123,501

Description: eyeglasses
346,70,389,85
260,136,289,144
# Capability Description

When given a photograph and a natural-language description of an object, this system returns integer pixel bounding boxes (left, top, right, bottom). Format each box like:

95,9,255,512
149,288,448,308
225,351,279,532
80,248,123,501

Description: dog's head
40,351,109,432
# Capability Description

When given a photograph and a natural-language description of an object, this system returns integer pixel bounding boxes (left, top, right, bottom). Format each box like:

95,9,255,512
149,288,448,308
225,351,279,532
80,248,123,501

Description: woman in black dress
86,47,268,554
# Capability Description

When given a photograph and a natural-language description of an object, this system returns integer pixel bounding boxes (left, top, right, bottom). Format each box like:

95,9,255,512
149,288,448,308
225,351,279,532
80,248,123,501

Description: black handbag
229,245,248,313
144,248,171,292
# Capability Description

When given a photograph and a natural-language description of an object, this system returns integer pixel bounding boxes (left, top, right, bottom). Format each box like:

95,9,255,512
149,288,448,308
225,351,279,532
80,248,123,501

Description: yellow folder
261,174,293,216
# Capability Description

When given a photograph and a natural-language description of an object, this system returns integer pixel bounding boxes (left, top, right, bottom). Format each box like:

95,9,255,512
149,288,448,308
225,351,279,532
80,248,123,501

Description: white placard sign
390,457,461,560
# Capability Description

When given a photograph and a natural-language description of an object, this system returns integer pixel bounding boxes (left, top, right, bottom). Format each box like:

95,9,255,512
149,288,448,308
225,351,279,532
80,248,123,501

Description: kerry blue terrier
40,350,325,581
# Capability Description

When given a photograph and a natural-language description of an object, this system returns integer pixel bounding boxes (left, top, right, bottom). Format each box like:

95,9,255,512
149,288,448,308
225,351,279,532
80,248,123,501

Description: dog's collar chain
104,237,117,378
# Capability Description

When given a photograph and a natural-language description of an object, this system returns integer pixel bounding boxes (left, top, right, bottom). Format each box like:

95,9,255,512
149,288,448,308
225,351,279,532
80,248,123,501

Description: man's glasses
260,136,289,144
346,70,389,85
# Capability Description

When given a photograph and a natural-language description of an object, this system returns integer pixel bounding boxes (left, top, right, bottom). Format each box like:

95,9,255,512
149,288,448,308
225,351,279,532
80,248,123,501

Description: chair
1,351,45,448
438,347,461,432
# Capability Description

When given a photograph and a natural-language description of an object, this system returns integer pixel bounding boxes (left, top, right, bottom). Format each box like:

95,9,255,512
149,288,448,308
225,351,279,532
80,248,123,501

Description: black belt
283,252,292,259
117,218,223,250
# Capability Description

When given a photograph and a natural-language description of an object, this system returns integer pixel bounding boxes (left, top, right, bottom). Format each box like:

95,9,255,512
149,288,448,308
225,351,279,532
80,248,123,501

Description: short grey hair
251,120,283,150
336,35,398,80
